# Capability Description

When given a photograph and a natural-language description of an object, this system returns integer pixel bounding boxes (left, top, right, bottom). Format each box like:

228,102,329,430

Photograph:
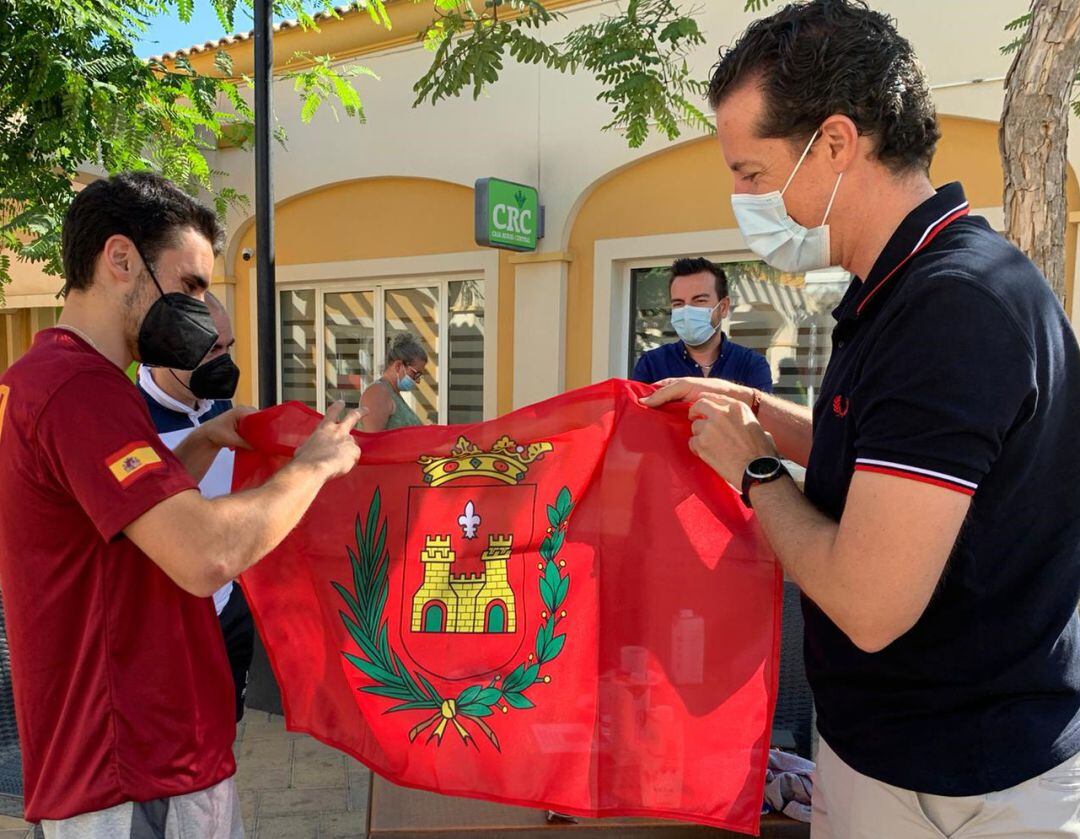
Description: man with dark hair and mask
630,256,773,394
646,1,1080,835
137,292,254,725
0,172,363,837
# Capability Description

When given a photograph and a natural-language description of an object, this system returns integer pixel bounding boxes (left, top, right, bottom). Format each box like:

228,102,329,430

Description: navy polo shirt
631,334,773,392
804,182,1080,795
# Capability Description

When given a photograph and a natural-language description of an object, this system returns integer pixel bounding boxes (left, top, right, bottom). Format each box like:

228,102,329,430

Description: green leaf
545,558,562,584
457,685,484,706
540,577,556,611
301,91,322,123
390,649,426,699
458,703,494,717
214,50,234,77
343,652,397,685
1005,13,1033,31
476,687,502,706
659,19,699,43
554,575,570,609
385,699,441,712
415,671,444,702
332,582,363,623
500,664,527,693
362,684,417,701
339,611,377,661
536,621,553,658
556,487,572,518
542,633,566,662
502,691,535,710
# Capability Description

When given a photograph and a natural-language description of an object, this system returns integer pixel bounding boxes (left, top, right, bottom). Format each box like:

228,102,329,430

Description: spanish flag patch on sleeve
106,442,164,487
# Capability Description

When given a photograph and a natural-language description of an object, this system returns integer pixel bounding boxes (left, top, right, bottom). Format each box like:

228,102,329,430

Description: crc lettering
492,204,533,236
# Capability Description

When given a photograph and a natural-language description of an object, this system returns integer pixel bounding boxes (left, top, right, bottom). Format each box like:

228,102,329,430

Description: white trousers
812,739,1080,838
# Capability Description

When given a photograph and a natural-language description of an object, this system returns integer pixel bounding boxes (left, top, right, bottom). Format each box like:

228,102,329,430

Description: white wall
216,0,1053,253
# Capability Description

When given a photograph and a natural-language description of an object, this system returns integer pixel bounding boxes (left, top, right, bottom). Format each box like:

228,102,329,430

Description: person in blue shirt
631,257,773,393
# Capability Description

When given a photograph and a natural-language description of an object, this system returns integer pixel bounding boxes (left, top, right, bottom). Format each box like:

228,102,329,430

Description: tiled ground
235,710,371,838
0,815,34,839
0,709,372,839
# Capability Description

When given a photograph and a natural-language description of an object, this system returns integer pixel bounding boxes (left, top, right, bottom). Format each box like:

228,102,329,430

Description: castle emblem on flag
411,533,516,634
334,432,574,750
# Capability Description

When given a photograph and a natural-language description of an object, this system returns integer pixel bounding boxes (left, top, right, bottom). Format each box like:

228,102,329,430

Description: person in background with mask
137,292,254,724
645,1,1080,835
630,257,772,395
360,332,429,432
0,172,362,837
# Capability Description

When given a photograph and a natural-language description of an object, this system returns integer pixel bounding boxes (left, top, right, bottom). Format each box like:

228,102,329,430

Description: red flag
234,379,781,834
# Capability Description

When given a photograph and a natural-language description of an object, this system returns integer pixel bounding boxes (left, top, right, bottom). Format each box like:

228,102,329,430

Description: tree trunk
1000,0,1080,305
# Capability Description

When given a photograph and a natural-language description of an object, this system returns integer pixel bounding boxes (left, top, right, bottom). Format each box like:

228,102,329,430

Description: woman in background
361,332,429,432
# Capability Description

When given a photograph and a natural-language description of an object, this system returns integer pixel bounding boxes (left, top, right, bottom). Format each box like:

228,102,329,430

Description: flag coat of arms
234,380,781,834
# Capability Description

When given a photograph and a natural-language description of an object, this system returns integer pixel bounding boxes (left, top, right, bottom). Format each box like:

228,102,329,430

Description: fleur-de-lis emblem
458,501,481,540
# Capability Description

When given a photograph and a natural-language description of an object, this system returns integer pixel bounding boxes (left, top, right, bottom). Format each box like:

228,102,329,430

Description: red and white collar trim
856,201,970,316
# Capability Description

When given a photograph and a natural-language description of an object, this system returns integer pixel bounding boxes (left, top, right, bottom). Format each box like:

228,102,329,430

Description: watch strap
741,457,788,508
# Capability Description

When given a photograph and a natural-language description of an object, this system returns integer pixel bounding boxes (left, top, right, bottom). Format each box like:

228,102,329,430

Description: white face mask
730,129,843,273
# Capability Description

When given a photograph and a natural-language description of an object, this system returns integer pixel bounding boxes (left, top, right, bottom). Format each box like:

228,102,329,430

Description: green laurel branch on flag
336,486,574,752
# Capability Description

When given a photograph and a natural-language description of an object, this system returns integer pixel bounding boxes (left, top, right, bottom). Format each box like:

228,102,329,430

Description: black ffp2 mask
136,253,217,371
188,353,240,400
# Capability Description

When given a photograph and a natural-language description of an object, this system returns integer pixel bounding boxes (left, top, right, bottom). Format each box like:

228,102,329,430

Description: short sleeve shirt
804,183,1080,795
631,335,774,391
0,329,236,820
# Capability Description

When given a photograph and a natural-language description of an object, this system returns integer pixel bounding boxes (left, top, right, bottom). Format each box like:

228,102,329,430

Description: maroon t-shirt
0,329,236,821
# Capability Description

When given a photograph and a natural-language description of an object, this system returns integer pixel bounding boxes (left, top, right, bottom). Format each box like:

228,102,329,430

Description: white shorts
41,776,242,839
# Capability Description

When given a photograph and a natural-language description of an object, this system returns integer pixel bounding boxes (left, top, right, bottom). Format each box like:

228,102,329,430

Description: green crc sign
475,178,542,252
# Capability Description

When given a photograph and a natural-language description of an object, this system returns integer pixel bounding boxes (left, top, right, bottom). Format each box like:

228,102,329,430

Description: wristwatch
741,456,789,508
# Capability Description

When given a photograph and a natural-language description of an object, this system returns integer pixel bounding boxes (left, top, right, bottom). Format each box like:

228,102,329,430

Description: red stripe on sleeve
854,464,976,496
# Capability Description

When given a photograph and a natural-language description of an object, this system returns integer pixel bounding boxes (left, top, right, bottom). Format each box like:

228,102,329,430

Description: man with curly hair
646,1,1080,835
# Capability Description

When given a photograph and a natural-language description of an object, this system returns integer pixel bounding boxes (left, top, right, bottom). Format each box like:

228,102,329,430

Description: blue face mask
671,303,721,348
398,367,417,392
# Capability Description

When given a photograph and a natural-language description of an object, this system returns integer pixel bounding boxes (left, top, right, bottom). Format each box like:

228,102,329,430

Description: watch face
747,456,781,480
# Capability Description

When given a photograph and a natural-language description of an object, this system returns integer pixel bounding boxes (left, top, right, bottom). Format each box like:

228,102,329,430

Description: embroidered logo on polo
832,395,850,418
105,442,163,487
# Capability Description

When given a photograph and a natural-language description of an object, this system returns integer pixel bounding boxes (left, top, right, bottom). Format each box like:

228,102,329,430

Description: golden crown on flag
418,435,554,487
